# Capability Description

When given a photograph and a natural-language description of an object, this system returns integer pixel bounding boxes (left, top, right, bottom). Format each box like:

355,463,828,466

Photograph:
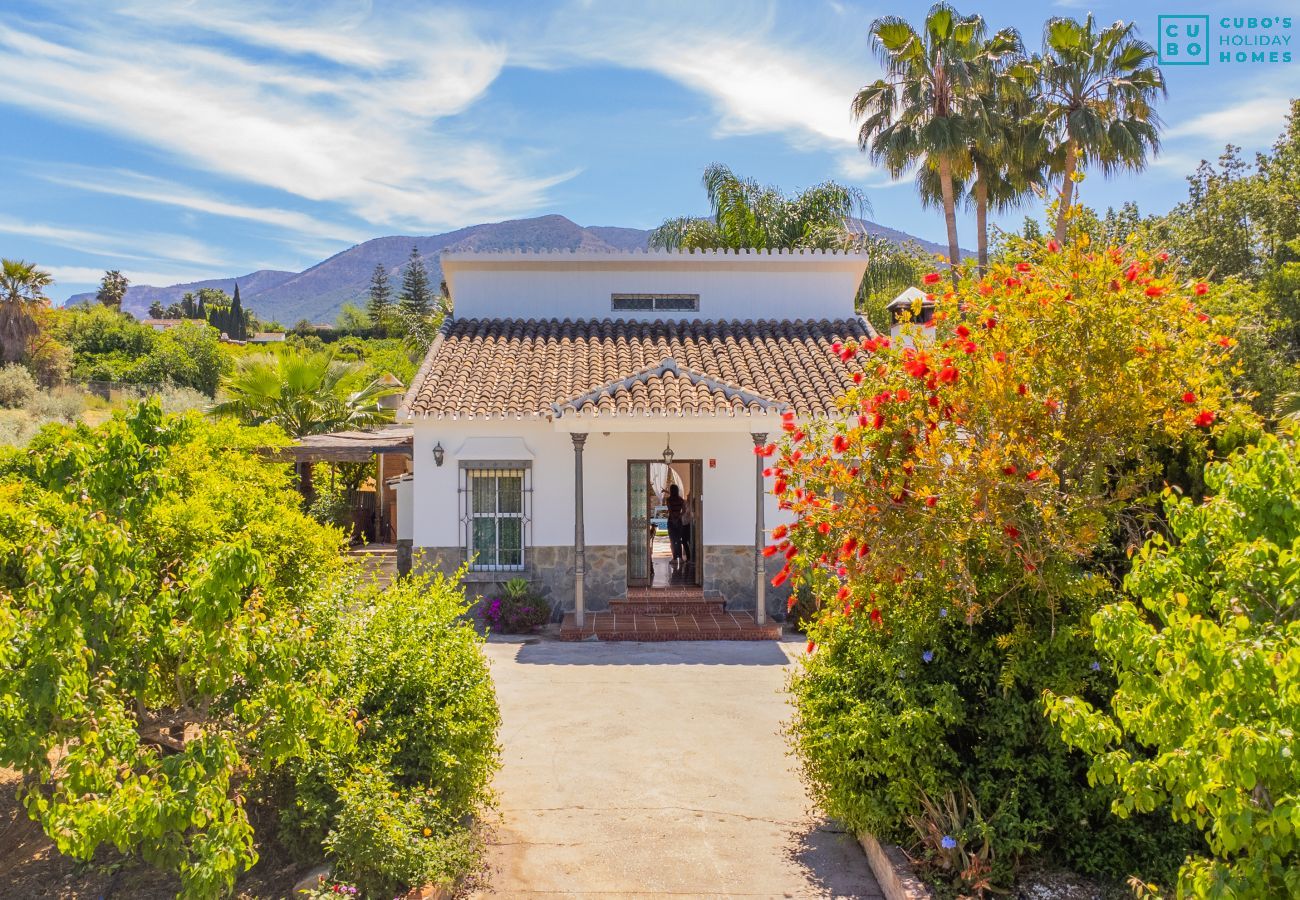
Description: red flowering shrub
782,238,1250,890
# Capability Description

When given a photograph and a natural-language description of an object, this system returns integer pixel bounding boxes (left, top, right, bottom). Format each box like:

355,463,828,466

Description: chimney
886,287,935,343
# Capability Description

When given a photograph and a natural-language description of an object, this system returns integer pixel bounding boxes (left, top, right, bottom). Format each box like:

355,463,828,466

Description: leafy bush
479,577,551,633
25,384,86,422
794,576,1195,892
286,570,500,897
1048,432,1300,897
0,363,37,407
776,240,1243,889
785,581,819,632
151,383,213,414
0,402,350,897
308,483,353,531
130,320,228,396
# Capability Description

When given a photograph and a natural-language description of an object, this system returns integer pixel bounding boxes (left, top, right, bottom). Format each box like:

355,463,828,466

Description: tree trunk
297,461,315,508
938,155,961,278
975,177,989,274
1054,142,1077,244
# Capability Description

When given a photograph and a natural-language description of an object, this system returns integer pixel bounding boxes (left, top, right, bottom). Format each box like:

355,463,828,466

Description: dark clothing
666,495,684,525
666,495,687,562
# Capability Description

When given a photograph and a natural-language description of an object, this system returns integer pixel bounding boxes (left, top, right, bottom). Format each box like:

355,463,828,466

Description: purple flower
1090,661,1101,672
940,835,957,850
922,650,934,663
938,607,948,618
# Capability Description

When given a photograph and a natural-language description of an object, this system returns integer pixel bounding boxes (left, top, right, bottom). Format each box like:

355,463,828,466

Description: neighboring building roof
142,318,188,328
402,317,875,420
249,332,286,342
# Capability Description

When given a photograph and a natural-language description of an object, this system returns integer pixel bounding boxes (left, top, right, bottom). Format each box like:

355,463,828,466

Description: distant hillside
68,214,963,323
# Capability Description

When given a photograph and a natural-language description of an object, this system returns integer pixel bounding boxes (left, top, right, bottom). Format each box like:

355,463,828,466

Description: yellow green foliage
0,403,350,897
1047,433,1300,897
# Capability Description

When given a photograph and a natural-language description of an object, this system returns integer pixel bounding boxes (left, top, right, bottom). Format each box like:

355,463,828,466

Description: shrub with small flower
478,577,551,633
780,237,1249,891
301,878,361,898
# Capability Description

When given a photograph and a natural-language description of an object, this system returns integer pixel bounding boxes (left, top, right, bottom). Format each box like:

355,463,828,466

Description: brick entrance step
609,587,726,616
558,609,781,642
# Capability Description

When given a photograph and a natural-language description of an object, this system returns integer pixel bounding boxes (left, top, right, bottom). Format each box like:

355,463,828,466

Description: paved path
470,638,882,899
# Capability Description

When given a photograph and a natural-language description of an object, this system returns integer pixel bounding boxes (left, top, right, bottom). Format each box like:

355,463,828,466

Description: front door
627,461,652,586
627,459,704,589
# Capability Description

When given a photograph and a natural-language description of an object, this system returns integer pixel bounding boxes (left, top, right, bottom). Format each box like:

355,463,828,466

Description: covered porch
548,361,783,641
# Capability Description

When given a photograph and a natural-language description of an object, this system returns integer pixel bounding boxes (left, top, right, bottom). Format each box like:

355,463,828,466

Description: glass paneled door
627,461,652,586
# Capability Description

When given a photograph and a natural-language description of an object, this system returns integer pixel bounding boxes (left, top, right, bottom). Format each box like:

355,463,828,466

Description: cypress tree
367,263,393,335
196,294,207,321
231,283,245,340
398,246,433,319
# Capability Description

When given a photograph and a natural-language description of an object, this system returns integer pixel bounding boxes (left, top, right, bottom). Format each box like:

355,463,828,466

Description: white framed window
460,462,531,572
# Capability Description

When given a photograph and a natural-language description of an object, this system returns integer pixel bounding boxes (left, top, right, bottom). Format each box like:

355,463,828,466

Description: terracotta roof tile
403,317,875,419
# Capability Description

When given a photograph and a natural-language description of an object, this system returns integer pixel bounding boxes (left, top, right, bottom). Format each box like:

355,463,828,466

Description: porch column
751,432,768,625
572,433,588,628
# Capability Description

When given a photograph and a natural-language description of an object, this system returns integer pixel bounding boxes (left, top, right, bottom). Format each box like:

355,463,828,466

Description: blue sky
1,0,1295,302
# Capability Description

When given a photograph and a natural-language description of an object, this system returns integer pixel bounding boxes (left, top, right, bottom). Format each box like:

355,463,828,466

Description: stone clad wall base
413,543,791,621
703,545,792,620
412,545,623,622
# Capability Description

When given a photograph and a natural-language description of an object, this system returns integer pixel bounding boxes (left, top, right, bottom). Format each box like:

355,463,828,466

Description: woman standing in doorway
666,483,688,566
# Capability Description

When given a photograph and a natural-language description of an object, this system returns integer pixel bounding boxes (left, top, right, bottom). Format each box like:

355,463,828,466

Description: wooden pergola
287,427,414,543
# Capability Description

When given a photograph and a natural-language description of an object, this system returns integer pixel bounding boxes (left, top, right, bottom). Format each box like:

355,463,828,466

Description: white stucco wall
391,476,413,542
409,420,792,551
442,250,868,322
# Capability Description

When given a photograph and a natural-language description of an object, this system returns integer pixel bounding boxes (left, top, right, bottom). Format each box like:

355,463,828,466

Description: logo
1158,14,1294,65
1159,15,1210,64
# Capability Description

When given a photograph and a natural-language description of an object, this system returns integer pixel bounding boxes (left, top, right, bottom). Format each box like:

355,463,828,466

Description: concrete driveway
470,638,882,899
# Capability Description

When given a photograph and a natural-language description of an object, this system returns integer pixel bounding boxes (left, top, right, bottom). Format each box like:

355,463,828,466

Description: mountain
67,214,962,324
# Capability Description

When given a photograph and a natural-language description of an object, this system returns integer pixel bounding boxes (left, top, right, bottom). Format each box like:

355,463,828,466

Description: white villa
392,248,875,640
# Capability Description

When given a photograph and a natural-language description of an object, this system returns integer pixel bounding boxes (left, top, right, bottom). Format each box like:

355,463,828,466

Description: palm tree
214,351,402,501
1037,15,1165,244
213,351,399,438
852,4,990,269
965,32,1046,271
0,259,53,364
649,163,867,251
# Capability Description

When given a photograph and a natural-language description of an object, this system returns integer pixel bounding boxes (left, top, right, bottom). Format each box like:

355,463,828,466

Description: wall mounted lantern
433,441,445,467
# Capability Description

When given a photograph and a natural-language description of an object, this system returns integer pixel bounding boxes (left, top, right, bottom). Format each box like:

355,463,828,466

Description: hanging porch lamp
661,434,675,466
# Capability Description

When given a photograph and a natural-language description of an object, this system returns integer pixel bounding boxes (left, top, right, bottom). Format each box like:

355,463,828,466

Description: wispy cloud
509,1,882,170
34,165,370,244
0,215,227,266
0,1,575,229
1166,94,1292,144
